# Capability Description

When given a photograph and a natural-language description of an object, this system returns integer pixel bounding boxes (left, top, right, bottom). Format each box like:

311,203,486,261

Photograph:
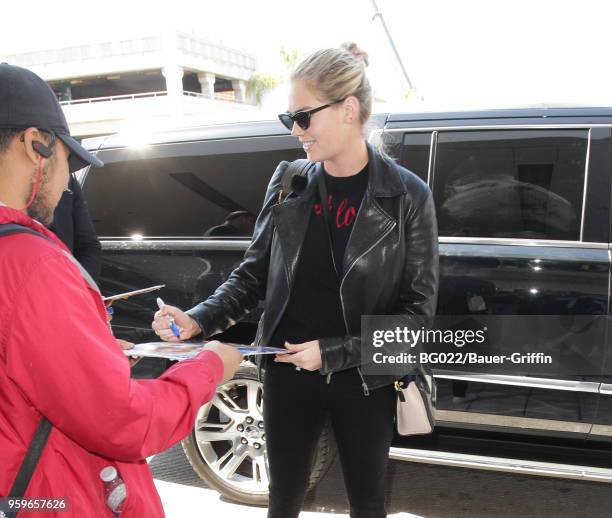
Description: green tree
246,72,279,106
246,47,304,106
280,46,304,71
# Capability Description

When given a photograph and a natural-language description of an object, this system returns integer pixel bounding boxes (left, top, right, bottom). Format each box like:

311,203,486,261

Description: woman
152,43,439,518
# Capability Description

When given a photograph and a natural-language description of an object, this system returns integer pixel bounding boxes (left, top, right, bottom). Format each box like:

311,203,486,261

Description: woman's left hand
274,340,322,371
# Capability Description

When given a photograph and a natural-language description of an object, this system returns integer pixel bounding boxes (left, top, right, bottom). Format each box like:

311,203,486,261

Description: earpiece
19,133,54,159
32,140,53,159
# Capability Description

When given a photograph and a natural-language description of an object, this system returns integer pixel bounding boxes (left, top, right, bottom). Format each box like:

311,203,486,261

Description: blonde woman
153,43,439,517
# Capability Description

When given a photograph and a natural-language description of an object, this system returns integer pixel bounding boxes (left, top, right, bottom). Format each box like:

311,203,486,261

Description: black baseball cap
0,63,103,172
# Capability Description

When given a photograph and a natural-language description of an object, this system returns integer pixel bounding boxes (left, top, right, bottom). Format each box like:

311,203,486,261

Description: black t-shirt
269,164,369,347
321,164,370,272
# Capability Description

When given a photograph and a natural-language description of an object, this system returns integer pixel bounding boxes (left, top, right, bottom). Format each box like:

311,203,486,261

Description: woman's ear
343,96,360,125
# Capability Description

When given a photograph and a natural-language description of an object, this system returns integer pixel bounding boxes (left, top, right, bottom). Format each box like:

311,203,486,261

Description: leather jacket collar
286,142,408,200
271,142,406,284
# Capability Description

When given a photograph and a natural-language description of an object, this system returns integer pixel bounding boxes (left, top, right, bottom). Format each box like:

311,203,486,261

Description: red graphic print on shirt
314,194,358,229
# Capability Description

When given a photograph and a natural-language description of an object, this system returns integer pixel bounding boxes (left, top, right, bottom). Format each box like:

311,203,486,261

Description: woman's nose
291,121,303,137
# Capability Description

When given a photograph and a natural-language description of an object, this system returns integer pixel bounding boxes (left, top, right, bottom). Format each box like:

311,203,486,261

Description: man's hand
274,340,322,371
152,305,201,342
117,338,141,366
203,340,243,383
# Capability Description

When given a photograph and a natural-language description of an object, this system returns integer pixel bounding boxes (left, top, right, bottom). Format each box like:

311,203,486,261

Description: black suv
81,108,612,504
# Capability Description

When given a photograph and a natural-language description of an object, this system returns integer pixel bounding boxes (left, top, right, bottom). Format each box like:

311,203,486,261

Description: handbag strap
316,171,340,278
397,363,434,396
0,223,100,514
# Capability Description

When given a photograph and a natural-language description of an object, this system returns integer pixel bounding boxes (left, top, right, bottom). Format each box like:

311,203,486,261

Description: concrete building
1,31,263,137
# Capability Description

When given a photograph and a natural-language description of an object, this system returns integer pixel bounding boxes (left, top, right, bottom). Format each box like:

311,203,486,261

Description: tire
182,362,336,506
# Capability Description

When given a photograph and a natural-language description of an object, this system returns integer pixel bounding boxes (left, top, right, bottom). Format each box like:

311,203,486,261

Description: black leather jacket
187,143,439,393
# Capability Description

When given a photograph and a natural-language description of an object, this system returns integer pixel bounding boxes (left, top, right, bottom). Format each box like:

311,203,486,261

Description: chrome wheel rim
193,377,270,494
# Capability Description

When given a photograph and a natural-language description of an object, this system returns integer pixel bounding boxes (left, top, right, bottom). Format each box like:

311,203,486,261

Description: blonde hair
291,42,372,126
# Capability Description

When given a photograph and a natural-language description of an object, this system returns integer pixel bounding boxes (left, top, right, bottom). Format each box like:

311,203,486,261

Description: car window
432,129,588,240
83,147,304,238
401,132,432,184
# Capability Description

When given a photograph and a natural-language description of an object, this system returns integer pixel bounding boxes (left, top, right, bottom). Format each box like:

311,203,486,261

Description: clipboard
103,284,166,305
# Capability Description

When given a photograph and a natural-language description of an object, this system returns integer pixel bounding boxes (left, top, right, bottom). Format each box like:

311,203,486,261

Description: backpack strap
277,159,315,203
0,223,45,239
6,418,53,516
0,224,100,294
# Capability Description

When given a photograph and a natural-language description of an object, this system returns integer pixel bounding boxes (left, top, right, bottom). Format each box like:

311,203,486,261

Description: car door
384,123,611,440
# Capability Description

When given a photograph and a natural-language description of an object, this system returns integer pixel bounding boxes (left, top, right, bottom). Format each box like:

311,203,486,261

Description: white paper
123,341,288,361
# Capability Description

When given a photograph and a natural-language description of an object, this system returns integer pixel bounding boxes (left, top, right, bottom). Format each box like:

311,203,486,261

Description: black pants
263,360,396,518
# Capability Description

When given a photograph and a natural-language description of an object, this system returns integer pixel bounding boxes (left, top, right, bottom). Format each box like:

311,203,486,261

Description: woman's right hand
152,305,202,342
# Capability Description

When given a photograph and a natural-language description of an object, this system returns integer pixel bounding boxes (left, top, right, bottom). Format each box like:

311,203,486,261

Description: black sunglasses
278,99,344,131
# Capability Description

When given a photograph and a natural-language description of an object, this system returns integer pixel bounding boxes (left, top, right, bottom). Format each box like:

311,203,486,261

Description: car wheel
182,363,336,505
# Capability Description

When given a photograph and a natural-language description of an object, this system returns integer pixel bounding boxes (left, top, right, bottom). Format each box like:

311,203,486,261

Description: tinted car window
378,131,402,162
401,132,432,183
432,129,588,240
84,148,304,237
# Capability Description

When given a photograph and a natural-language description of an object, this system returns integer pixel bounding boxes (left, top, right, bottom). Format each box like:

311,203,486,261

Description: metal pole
369,0,415,91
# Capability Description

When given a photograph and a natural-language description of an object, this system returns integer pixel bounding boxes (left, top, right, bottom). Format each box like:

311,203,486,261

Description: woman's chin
304,148,320,162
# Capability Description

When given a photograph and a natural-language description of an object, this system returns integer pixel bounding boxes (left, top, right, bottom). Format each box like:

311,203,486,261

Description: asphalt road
150,443,612,517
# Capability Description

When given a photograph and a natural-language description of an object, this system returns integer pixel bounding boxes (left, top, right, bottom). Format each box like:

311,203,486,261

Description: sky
2,0,612,112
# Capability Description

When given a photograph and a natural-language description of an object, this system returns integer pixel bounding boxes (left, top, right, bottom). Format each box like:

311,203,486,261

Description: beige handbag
395,372,436,436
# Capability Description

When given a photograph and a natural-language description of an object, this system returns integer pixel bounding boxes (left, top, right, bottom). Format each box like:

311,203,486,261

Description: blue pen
156,297,181,338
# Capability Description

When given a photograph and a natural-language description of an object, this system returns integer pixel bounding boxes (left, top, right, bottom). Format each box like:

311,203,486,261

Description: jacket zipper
338,205,396,397
357,368,370,395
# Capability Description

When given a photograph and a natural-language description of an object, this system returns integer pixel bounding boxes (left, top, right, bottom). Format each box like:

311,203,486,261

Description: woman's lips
302,140,315,151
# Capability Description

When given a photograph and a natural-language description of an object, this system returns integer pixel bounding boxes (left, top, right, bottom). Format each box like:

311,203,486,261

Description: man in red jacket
0,63,243,516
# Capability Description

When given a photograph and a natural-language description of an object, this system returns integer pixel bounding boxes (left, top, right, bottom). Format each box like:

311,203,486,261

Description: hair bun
341,42,369,67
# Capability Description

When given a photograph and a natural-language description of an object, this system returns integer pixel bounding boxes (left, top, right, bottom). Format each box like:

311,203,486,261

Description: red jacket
0,206,224,517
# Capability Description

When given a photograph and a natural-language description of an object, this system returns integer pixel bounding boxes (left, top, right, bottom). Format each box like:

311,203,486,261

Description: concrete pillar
162,65,184,99
162,65,184,117
232,79,246,103
197,72,216,98
56,83,72,102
